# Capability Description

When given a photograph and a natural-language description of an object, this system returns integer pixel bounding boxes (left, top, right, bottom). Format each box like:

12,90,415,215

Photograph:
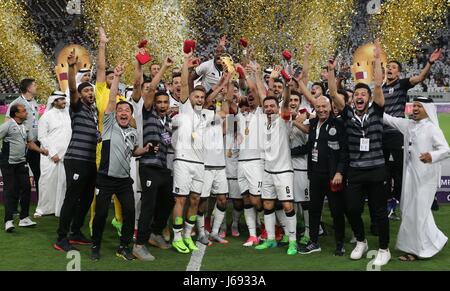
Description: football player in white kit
288,90,313,246
255,82,298,256
195,74,233,245
170,50,228,254
236,64,267,247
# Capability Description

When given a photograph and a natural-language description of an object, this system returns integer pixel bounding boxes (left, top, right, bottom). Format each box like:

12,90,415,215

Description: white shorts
238,159,264,196
293,170,309,202
228,178,241,199
262,171,294,201
173,160,204,196
200,168,229,198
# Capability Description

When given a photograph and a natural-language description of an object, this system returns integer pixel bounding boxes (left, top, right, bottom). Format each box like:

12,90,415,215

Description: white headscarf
76,68,92,88
415,97,439,127
46,91,67,111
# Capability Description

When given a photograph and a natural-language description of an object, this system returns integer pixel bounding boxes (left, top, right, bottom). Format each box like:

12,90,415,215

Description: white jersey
224,114,239,178
169,94,180,108
172,99,215,163
237,107,264,161
290,124,308,170
262,114,293,173
195,59,223,92
203,109,226,167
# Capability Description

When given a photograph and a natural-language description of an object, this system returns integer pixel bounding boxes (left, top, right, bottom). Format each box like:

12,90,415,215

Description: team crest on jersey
389,88,394,95
146,180,152,187
175,187,180,193
328,127,337,136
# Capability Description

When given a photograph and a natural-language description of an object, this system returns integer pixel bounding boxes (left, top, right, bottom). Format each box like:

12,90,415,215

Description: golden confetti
0,0,55,101
180,0,355,80
369,0,449,62
84,0,188,84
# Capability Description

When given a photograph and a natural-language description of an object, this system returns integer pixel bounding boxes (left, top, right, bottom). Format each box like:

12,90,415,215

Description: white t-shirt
203,109,225,167
290,104,312,170
262,114,293,173
237,107,264,161
172,99,214,163
195,59,223,92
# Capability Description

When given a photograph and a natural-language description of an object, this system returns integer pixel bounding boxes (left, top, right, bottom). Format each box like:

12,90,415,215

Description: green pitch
0,204,448,271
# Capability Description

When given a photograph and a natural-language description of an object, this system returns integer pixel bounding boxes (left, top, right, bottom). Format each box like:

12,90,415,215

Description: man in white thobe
383,96,449,260
34,91,72,217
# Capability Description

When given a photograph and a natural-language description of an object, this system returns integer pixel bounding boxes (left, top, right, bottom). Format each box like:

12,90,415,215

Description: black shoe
68,232,92,245
116,245,135,261
298,241,321,254
334,243,345,256
90,245,100,261
53,238,79,252
431,199,439,211
370,224,379,236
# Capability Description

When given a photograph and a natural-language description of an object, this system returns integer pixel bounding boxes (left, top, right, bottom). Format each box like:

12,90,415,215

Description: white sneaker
350,240,368,260
5,220,15,232
373,248,391,266
18,217,37,227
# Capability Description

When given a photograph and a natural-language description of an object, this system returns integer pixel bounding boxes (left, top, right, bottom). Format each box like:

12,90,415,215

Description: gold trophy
55,44,92,92
351,42,388,85
220,53,239,81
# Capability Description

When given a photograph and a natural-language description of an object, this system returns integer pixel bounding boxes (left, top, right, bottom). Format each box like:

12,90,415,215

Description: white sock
285,212,297,242
276,209,288,235
173,227,183,241
197,215,205,237
303,209,310,237
244,207,257,237
232,209,242,227
264,212,276,240
183,221,195,238
212,205,226,235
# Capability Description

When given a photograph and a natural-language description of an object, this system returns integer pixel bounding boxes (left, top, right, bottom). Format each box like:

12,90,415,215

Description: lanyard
12,119,27,141
353,112,369,138
314,119,329,148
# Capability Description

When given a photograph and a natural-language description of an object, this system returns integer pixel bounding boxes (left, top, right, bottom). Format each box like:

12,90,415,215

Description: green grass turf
0,204,448,271
438,113,450,144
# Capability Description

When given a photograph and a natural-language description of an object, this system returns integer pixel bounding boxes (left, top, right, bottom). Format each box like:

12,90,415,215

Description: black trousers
309,174,346,245
136,165,174,245
345,167,390,249
27,142,41,198
92,174,135,247
1,162,31,222
383,147,403,201
57,159,96,240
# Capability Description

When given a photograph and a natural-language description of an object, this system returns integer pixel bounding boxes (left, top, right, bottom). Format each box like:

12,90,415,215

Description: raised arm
410,48,441,86
373,38,385,107
254,63,265,107
96,27,109,84
181,51,194,103
382,113,410,135
131,60,143,102
267,65,281,95
218,74,233,118
327,56,344,111
281,79,290,112
67,49,80,107
105,62,124,114
143,57,173,110
297,74,318,108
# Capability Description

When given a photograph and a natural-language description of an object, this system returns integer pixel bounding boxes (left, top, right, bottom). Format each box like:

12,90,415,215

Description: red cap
183,39,196,54
282,50,292,61
138,39,148,48
240,38,248,48
281,69,291,82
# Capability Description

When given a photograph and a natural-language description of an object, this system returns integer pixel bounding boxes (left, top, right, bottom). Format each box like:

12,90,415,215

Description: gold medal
191,132,198,140
227,149,233,158
245,127,249,135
